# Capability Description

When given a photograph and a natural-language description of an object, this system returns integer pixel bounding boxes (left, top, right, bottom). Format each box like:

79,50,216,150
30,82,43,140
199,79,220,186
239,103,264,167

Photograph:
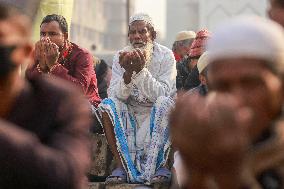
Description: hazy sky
134,0,166,38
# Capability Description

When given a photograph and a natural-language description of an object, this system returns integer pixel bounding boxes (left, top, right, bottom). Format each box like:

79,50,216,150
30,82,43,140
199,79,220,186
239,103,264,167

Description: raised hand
130,48,146,73
119,51,132,84
34,39,48,72
170,92,252,175
119,51,132,72
43,38,59,69
119,49,146,84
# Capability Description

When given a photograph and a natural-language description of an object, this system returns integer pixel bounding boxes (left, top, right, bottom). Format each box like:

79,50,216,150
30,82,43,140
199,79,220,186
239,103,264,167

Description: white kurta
99,42,176,183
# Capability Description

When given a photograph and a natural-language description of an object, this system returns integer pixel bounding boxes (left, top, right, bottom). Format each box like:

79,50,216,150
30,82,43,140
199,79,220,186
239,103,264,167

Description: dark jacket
0,76,92,189
95,59,110,99
176,57,200,91
188,84,208,96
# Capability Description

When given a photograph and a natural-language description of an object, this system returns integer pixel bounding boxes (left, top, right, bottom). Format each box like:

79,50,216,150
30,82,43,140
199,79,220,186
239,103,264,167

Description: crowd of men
1,0,284,189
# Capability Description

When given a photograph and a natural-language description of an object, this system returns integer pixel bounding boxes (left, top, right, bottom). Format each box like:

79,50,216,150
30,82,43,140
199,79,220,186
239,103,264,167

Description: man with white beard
98,13,176,184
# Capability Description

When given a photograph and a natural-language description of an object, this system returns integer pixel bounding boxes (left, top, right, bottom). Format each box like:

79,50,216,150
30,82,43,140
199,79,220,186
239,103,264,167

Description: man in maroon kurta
26,14,101,107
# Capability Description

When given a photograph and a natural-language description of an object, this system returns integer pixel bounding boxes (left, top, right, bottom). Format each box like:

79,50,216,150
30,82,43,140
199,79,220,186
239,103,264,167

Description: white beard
123,42,154,67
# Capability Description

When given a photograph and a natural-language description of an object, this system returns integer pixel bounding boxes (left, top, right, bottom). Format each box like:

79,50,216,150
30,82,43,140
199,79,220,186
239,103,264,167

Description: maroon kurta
26,42,101,107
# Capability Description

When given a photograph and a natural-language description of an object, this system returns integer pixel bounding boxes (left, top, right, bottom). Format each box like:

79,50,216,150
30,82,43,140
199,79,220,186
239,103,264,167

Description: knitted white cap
197,52,209,74
207,16,284,67
129,13,154,27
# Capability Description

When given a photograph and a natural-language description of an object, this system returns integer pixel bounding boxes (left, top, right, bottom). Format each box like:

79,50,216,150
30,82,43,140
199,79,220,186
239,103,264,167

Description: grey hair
176,38,194,47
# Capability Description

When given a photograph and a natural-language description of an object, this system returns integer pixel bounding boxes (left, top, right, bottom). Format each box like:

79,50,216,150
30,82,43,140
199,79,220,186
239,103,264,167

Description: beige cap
197,52,209,74
175,31,196,42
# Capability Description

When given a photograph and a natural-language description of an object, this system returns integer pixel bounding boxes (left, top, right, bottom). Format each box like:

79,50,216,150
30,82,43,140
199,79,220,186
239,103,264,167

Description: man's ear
281,78,284,103
151,30,157,41
64,32,68,40
11,42,33,67
199,74,207,85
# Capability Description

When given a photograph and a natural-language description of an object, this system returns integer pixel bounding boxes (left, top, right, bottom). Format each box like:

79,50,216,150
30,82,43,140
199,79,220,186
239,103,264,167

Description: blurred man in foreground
0,3,92,189
171,16,284,189
268,0,284,28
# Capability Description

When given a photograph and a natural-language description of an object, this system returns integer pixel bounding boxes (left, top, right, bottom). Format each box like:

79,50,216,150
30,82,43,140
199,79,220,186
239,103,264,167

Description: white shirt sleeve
131,49,177,102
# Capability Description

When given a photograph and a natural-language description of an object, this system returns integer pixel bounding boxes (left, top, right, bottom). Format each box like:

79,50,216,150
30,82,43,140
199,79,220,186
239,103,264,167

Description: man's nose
133,32,141,39
230,86,246,104
40,36,50,40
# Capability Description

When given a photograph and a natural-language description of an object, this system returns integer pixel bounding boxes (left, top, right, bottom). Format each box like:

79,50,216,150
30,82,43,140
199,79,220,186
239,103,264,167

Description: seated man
172,30,196,61
174,30,196,90
0,3,92,189
177,29,211,91
171,16,284,189
26,14,101,108
99,13,176,184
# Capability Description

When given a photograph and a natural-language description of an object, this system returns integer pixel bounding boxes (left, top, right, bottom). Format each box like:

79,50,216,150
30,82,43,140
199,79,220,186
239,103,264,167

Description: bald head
0,3,33,77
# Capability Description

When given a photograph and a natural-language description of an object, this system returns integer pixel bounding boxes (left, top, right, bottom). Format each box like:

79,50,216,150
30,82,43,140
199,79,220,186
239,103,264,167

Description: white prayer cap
207,16,284,70
175,31,196,42
197,52,210,74
129,13,154,27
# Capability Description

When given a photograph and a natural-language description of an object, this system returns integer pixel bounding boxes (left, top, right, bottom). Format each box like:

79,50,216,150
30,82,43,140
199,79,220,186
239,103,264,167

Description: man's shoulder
28,76,84,100
71,42,93,57
154,42,172,55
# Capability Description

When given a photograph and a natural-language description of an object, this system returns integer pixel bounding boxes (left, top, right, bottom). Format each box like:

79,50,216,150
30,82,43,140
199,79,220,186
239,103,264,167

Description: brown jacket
0,75,92,189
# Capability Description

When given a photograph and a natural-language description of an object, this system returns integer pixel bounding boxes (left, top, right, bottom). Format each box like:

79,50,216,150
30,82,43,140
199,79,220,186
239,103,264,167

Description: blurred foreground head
207,16,284,140
170,92,251,189
0,2,35,78
268,0,284,28
0,0,40,21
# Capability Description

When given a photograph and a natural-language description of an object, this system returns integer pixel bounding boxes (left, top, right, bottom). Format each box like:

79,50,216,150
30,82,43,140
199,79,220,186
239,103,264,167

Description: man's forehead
0,18,28,45
129,21,148,29
40,21,60,31
130,20,147,26
209,58,272,77
129,13,154,27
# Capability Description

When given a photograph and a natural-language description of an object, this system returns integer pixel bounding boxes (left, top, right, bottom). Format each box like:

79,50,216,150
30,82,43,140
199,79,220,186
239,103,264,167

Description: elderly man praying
99,13,176,184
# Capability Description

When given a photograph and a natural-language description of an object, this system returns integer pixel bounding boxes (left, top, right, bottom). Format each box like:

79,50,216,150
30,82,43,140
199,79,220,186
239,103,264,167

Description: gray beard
124,42,154,66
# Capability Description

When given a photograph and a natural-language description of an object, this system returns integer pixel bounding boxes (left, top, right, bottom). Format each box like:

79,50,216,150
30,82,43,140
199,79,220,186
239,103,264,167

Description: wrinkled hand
42,37,59,69
35,38,59,71
119,51,132,72
119,49,146,84
129,49,146,73
35,40,48,72
170,92,252,175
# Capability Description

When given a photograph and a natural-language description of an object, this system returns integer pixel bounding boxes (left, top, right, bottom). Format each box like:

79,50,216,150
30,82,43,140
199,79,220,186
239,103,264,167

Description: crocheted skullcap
129,13,154,27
